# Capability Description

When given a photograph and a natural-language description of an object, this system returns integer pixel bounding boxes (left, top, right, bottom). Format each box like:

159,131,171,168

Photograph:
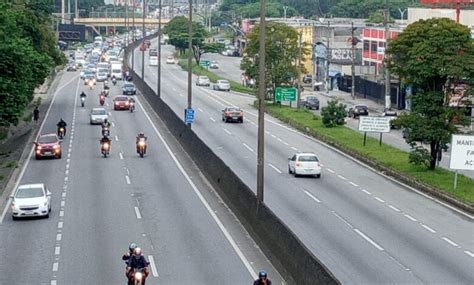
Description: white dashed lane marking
119,152,124,160
148,255,159,277
442,237,459,247
388,205,401,212
291,146,298,151
421,224,436,233
125,175,131,185
361,189,372,195
52,262,58,272
464,250,474,258
268,163,282,174
134,207,142,219
304,190,321,203
223,128,232,135
374,197,385,203
59,211,64,217
210,117,216,122
56,234,62,241
349,181,359,187
58,222,63,229
337,175,347,181
404,214,417,222
354,229,384,251
55,246,61,255
242,143,254,153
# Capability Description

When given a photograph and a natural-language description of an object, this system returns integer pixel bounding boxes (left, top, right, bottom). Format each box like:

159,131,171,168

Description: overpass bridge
74,17,170,28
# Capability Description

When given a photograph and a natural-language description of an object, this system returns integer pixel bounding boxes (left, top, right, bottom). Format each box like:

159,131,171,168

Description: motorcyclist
80,91,87,101
100,135,112,150
253,271,272,285
99,92,106,105
129,97,136,111
127,248,149,284
56,118,67,136
122,242,138,266
112,77,117,85
136,132,147,153
104,81,110,90
102,118,111,129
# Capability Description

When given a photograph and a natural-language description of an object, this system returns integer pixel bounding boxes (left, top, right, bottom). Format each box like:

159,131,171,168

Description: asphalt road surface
133,40,474,284
0,69,282,284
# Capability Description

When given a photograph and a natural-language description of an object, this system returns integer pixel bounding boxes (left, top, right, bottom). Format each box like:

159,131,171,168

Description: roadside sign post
358,116,391,146
200,60,210,69
449,134,474,190
275,87,297,104
185,108,195,124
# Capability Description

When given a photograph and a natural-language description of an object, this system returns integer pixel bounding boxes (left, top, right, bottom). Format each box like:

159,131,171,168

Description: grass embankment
264,104,474,205
178,58,256,95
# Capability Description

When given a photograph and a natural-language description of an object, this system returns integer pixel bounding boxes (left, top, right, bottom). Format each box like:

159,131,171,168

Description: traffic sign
275,87,297,102
200,60,210,68
185,108,195,124
358,116,391,133
449,134,474,170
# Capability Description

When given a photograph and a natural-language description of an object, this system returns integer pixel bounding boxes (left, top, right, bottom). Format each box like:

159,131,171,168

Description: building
408,7,474,27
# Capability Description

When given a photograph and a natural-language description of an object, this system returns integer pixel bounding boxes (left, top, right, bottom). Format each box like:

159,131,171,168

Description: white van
149,56,158,66
111,63,123,80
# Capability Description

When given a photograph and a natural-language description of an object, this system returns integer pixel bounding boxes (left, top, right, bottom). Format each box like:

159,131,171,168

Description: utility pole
125,2,129,46
67,0,71,23
351,22,356,100
158,0,162,97
132,0,136,70
74,0,78,19
384,9,391,110
171,0,174,19
141,0,146,79
326,21,330,95
296,32,302,109
61,0,65,24
187,0,193,127
256,0,266,206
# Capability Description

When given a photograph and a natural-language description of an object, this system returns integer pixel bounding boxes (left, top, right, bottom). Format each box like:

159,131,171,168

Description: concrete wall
124,35,340,285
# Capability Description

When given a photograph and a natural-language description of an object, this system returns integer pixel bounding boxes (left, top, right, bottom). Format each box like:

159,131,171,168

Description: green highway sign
275,87,297,102
200,60,210,67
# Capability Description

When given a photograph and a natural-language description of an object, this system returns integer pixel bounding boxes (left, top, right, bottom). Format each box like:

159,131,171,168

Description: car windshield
356,105,368,110
98,72,107,77
124,84,134,88
92,109,106,115
220,80,229,84
298,155,318,162
38,135,57,144
16,187,44,199
199,76,209,80
115,97,128,101
227,108,240,112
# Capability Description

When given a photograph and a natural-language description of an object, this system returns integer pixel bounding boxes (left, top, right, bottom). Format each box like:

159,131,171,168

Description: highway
133,41,474,284
0,69,282,284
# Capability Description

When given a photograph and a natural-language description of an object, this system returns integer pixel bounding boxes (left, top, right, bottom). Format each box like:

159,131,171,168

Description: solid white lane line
223,128,232,135
148,255,159,277
134,207,142,219
291,146,298,151
464,250,474,258
337,174,347,181
125,175,131,185
442,237,459,247
421,224,436,233
210,117,216,122
55,246,60,255
135,97,258,280
268,163,282,174
119,152,124,160
354,229,384,251
56,234,62,241
304,190,321,203
403,214,417,222
374,197,385,203
52,262,58,272
326,168,335,173
349,181,359,187
388,205,401,212
58,222,63,229
361,189,372,195
242,143,254,153
115,135,119,141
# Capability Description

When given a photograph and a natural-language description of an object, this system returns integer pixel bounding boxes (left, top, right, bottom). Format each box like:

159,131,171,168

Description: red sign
420,0,473,3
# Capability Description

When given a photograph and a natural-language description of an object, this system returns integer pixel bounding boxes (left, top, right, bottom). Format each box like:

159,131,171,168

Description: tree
321,99,347,127
192,43,225,65
241,22,309,99
387,18,474,170
329,0,412,19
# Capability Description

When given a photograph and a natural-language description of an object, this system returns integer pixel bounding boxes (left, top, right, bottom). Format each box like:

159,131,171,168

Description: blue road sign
185,108,195,124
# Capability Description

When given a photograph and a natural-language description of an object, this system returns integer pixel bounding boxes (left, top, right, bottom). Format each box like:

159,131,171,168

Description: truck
111,63,123,80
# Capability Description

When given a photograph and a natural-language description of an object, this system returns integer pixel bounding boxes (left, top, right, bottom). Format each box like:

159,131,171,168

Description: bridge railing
89,12,145,18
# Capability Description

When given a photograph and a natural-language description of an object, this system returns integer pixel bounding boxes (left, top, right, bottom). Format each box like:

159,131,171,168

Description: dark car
122,82,136,95
222,107,244,123
303,74,312,84
348,104,369,118
113,95,130,110
149,48,158,56
304,96,320,110
35,134,62,159
66,64,77,72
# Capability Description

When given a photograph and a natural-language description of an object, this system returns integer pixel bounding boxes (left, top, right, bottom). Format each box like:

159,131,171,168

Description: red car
139,43,147,51
113,95,130,110
35,134,62,159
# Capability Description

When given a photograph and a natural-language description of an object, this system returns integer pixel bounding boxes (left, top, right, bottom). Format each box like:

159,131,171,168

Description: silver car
213,80,231,91
196,76,210,86
90,107,108,125
96,72,108,82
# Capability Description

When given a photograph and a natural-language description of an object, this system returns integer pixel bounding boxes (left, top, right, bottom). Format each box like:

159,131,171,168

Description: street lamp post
351,22,356,100
187,0,193,127
141,0,146,79
326,21,330,95
157,0,162,97
256,0,266,206
384,9,391,110
132,0,136,70
296,32,302,109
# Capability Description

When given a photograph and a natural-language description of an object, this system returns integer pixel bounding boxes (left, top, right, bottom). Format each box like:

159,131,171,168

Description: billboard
449,134,474,170
329,48,362,65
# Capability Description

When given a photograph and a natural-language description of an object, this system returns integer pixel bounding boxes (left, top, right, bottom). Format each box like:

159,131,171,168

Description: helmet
133,247,142,256
104,118,108,123
258,271,267,278
129,242,137,252
138,132,144,137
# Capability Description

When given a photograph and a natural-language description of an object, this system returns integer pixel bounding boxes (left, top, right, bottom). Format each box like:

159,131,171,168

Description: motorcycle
80,96,86,107
129,267,147,285
137,139,146,158
112,78,117,86
99,95,105,106
129,101,135,113
58,127,65,139
102,127,110,137
101,142,110,158
103,89,109,97
88,81,94,90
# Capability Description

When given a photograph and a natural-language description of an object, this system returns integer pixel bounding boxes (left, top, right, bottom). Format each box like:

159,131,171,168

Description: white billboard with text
449,135,474,171
358,116,391,133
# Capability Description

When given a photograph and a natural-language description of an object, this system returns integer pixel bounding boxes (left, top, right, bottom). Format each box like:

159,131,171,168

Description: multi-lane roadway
0,69,282,284
133,40,474,284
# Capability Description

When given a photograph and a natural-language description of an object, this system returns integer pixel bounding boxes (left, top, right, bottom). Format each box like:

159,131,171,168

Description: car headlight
11,201,18,209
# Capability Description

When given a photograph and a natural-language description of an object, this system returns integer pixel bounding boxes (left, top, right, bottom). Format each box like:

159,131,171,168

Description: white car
196,76,210,86
288,152,322,178
213,80,231,91
90,107,108,125
11,183,51,219
166,56,175,64
96,72,108,82
149,56,158,66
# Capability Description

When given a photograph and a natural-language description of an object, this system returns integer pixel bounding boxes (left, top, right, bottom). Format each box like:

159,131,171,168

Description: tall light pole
132,0,136,70
296,32,302,109
141,0,146,79
384,9,391,110
351,22,356,100
187,0,193,127
157,0,162,97
256,0,266,205
74,0,78,19
326,21,330,95
283,5,288,21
